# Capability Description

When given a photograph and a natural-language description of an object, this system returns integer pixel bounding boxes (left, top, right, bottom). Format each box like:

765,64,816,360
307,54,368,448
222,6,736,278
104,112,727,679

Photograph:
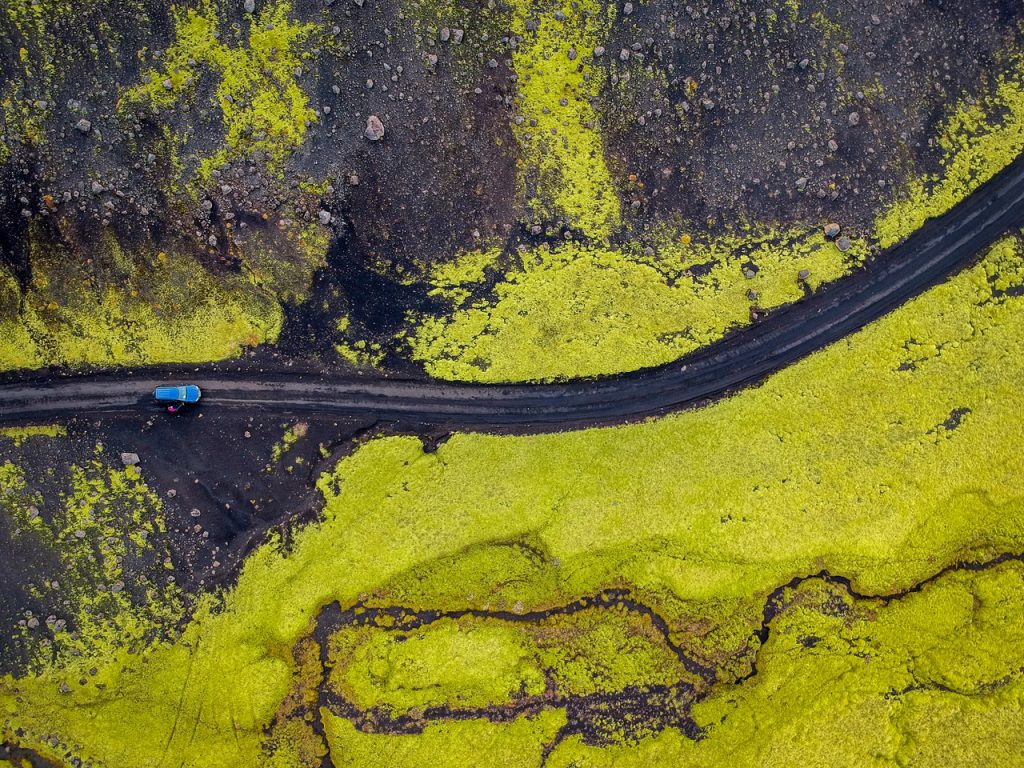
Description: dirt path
2,152,1024,433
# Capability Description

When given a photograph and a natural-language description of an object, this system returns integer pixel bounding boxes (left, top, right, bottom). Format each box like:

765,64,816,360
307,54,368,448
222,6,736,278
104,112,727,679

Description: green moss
123,0,320,179
329,618,546,713
406,51,1024,382
876,52,1024,247
321,709,566,767
1,447,183,669
0,425,66,446
3,235,1024,765
510,0,620,239
409,229,865,381
0,233,301,371
546,563,1024,766
270,422,309,466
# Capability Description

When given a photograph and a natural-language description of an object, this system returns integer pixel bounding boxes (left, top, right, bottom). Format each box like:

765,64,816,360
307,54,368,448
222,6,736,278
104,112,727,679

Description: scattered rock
91,181,104,194
440,27,450,42
795,177,809,191
620,48,630,61
824,222,841,239
27,617,39,629
567,47,577,61
75,118,92,134
848,111,860,126
451,28,464,44
623,1,633,14
162,78,173,90
836,236,852,252
244,0,255,12
593,45,605,57
828,139,839,152
364,115,385,141
798,268,811,280
120,452,140,466
701,98,715,110
318,209,332,225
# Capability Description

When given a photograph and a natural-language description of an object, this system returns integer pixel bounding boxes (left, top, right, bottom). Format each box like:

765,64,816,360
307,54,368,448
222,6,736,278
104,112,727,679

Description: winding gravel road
2,152,1024,432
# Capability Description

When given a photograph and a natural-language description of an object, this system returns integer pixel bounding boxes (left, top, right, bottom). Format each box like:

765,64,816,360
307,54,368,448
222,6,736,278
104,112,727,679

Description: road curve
2,153,1024,432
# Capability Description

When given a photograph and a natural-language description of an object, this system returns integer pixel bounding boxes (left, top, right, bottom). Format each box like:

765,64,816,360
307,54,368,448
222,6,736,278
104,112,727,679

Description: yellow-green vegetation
328,607,693,716
322,708,567,767
123,0,320,179
269,422,308,466
1,446,182,668
406,52,1024,382
410,230,865,381
3,229,1024,765
876,52,1024,247
510,0,620,239
0,425,66,446
335,318,385,369
0,222,329,371
545,564,1024,766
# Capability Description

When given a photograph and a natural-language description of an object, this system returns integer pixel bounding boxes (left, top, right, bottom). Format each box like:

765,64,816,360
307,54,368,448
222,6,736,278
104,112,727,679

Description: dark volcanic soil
1,0,1022,368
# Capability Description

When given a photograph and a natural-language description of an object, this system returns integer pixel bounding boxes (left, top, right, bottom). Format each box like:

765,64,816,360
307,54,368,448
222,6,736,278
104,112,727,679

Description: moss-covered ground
406,51,1024,381
3,228,1023,764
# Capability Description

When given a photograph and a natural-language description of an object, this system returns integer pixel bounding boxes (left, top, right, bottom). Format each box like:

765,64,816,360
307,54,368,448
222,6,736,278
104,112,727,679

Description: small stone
244,0,255,12
318,209,332,225
364,115,385,141
190,508,202,518
620,48,630,61
744,268,756,279
848,111,860,126
567,46,577,60
74,529,86,539
451,28,464,44
795,177,809,191
27,617,39,629
244,430,252,438
75,118,92,133
120,452,140,466
440,27,450,42
59,682,71,694
824,222,841,239
701,98,715,110
162,78,173,90
91,181,104,194
798,268,811,280
747,289,758,301
623,1,633,14
828,139,839,152
593,45,605,57
836,236,852,252
870,13,881,25
207,234,218,247
798,58,809,69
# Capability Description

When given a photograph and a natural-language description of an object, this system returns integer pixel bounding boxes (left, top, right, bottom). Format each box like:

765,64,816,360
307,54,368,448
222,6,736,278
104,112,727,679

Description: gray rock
244,0,255,11
836,236,852,252
208,234,218,247
91,181,104,194
593,45,605,57
848,111,860,126
364,115,385,141
795,177,809,191
440,27,450,42
567,47,577,60
162,78,173,90
318,209,332,225
623,2,633,14
452,28,464,44
120,452,140,466
620,48,630,61
798,268,810,280
75,118,92,133
824,222,841,239
828,139,839,152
